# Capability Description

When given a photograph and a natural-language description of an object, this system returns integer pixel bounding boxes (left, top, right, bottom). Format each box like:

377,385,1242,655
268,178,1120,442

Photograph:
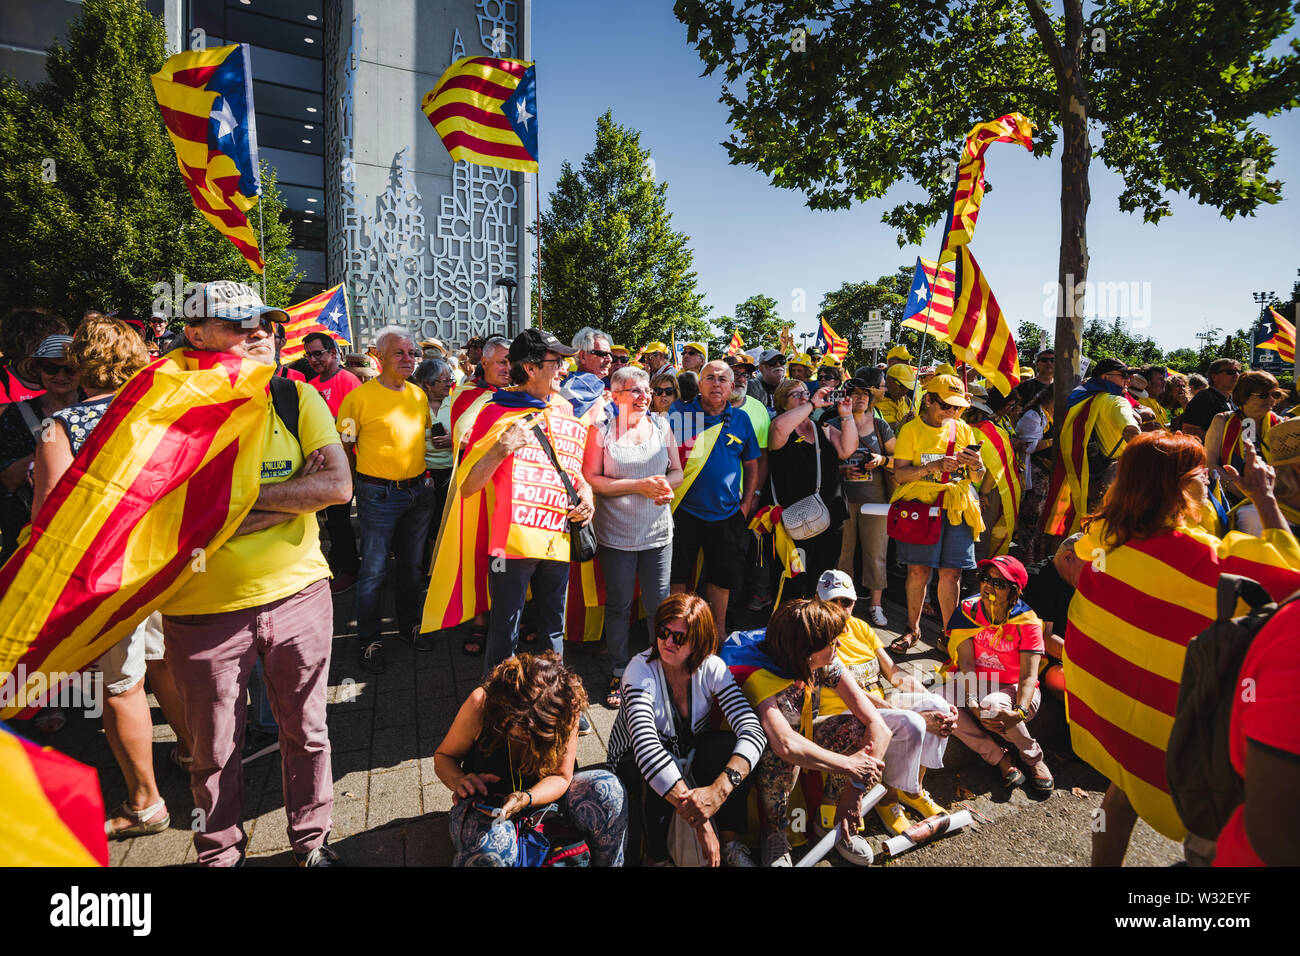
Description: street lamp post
495,277,517,335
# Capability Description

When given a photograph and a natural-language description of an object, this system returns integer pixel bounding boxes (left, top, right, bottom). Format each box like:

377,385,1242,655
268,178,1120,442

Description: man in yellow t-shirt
876,363,916,427
890,374,985,651
159,281,352,867
337,325,435,674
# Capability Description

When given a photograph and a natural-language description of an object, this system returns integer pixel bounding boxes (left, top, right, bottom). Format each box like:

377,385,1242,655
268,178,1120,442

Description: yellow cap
682,341,707,357
610,344,629,356
924,374,970,407
818,354,843,368
1019,366,1035,379
886,364,916,388
887,345,914,361
643,342,669,356
934,363,957,377
789,352,814,369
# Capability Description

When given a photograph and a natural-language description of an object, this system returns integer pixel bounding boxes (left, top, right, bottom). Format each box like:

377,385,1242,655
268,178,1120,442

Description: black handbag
530,423,598,563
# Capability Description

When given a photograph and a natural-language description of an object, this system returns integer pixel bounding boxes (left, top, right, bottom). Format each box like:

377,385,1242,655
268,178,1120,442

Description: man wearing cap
668,360,761,637
448,328,595,680
643,342,675,378
609,344,631,375
159,281,352,867
885,344,914,368
748,349,786,410
337,325,436,674
877,364,916,427
681,342,707,374
890,374,986,651
787,352,814,382
1180,357,1241,439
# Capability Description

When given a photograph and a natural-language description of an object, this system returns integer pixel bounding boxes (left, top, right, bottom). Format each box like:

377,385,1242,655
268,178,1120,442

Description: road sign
861,319,890,347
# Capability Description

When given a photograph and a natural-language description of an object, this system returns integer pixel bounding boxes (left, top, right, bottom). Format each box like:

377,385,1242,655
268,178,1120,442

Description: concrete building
0,0,532,346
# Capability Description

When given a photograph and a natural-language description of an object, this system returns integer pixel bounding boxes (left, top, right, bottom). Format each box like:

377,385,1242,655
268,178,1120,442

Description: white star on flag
515,100,533,130
327,306,342,324
212,98,239,139
913,285,929,303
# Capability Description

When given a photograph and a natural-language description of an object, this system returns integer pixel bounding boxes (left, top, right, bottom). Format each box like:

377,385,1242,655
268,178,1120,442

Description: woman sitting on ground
606,593,765,866
435,652,628,866
946,555,1054,793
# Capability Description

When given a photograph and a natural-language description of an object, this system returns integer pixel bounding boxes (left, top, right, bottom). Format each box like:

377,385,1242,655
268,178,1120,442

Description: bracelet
524,789,533,807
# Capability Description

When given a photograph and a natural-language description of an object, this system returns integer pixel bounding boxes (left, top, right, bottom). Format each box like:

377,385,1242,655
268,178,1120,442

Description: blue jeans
895,516,977,570
447,769,627,866
598,544,671,677
485,557,568,673
354,479,437,644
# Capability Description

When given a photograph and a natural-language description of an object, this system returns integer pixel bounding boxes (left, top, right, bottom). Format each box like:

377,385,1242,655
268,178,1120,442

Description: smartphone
828,388,845,404
964,442,983,454
431,422,447,438
472,795,505,816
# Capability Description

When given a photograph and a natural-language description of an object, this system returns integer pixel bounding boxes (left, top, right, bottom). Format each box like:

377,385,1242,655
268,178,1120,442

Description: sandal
106,799,170,840
170,746,193,775
604,677,622,710
888,631,920,655
463,625,486,656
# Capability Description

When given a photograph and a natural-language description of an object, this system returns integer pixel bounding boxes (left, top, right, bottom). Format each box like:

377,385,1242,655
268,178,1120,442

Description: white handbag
774,425,831,540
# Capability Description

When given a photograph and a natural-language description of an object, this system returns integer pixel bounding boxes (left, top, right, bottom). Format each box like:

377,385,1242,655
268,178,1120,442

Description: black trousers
322,500,359,576
615,730,754,863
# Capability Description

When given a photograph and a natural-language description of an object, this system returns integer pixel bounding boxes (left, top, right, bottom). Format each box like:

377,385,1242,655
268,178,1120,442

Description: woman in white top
583,365,683,708
606,594,766,867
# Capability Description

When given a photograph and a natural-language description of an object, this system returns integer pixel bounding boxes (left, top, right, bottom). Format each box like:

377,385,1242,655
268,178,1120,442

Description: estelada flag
151,44,264,273
1064,524,1300,841
280,285,351,363
944,247,1020,396
901,256,957,339
1257,308,1295,365
816,316,848,361
422,57,539,173
0,352,270,718
0,723,107,865
727,330,745,356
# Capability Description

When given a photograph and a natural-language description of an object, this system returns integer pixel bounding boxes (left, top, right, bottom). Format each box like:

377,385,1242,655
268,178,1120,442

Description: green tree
722,294,791,352
1080,317,1164,369
1017,321,1053,365
675,0,1300,424
536,110,710,348
819,267,947,370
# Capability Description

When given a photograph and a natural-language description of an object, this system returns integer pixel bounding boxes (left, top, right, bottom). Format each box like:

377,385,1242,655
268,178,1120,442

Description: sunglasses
936,399,959,411
652,387,676,397
977,572,1016,591
611,355,629,363
1249,389,1286,402
588,350,611,359
656,625,688,647
37,361,72,376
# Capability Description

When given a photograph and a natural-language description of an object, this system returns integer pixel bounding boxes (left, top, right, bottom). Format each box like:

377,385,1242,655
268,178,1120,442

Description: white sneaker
869,605,889,627
835,832,874,866
297,843,342,867
721,839,756,868
761,830,792,867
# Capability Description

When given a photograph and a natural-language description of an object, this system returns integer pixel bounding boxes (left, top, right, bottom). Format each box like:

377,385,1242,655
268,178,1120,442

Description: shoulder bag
887,424,956,546
773,424,831,541
531,422,598,563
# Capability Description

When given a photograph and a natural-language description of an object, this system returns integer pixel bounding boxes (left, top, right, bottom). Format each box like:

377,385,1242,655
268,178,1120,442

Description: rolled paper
859,502,892,515
795,782,888,867
883,809,973,856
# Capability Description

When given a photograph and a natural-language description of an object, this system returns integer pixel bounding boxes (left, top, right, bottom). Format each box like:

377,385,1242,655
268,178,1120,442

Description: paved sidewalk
22,574,1181,867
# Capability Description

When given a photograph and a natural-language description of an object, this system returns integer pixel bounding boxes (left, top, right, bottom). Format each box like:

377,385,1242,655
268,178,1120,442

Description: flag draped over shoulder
280,285,351,363
944,595,1042,670
944,247,1020,396
901,256,957,340
422,57,539,173
976,420,1022,556
1256,308,1295,365
1041,380,1124,537
0,723,107,866
0,352,270,718
816,316,849,361
1063,525,1300,841
151,44,264,273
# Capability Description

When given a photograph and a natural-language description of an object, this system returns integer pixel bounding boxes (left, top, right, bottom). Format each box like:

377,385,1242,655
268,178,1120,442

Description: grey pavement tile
415,663,459,701
367,766,422,828
401,815,453,866
332,748,373,780
330,772,370,840
371,723,420,773
333,825,399,866
422,782,454,815
327,707,374,753
374,689,418,730
246,805,291,856
115,825,193,868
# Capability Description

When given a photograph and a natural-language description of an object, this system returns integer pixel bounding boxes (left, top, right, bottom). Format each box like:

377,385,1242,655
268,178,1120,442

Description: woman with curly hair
435,652,628,866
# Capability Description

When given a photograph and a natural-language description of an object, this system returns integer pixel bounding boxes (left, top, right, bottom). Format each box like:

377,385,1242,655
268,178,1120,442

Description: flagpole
535,171,543,330
257,199,266,301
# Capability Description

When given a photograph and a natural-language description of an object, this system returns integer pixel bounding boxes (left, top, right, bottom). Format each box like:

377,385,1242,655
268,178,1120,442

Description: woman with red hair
1063,431,1300,866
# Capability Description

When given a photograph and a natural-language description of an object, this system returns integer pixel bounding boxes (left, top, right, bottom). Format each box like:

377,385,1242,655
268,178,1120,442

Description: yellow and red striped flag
280,285,352,363
975,419,1023,557
816,316,849,361
943,247,1021,396
779,327,797,355
726,330,745,356
422,57,539,173
901,256,957,339
962,112,1035,162
1064,524,1300,841
938,113,1035,262
1,724,107,866
151,44,264,273
0,352,271,718
1257,308,1295,365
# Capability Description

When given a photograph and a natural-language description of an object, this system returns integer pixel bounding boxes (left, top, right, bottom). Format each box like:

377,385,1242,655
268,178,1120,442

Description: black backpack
1166,574,1300,842
268,374,300,444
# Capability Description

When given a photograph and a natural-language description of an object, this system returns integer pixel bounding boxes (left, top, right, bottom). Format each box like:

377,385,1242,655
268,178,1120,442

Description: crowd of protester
2,297,1298,869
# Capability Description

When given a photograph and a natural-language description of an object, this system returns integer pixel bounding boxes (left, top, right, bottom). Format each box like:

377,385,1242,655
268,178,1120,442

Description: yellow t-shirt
163,381,339,615
336,379,431,481
1138,396,1169,428
892,415,984,532
820,617,887,717
877,393,914,427
1093,393,1140,460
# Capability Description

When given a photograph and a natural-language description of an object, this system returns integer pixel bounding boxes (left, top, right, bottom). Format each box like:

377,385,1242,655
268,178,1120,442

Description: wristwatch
1011,706,1027,721
723,767,743,789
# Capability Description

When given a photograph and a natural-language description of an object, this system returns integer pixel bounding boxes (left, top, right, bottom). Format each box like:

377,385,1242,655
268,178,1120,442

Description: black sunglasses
653,387,676,396
656,625,688,647
37,361,72,375
610,355,629,363
588,350,611,358
977,572,1016,591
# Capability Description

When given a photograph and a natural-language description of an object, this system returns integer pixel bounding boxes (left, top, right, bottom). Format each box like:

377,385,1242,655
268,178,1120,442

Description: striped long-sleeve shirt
606,651,766,797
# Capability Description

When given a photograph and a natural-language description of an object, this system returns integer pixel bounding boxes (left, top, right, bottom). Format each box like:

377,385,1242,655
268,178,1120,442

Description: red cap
976,555,1028,590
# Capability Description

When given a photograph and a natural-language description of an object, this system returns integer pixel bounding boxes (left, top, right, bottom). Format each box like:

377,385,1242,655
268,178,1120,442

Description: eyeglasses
617,386,652,397
588,350,611,359
652,387,676,397
656,625,688,647
610,356,629,364
37,361,72,376
1249,389,1286,402
1037,356,1054,363
977,572,1016,591
305,349,330,359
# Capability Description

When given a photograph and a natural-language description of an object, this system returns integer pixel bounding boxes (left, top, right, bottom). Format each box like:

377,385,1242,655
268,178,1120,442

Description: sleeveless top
768,422,847,522
592,415,673,551
462,734,541,797
52,395,113,455
837,411,894,505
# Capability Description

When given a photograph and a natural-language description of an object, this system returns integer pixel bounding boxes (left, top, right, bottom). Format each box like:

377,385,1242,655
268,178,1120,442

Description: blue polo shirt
667,398,761,521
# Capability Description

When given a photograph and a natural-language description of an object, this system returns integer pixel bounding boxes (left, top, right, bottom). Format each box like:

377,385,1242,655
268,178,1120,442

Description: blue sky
532,1,1299,352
